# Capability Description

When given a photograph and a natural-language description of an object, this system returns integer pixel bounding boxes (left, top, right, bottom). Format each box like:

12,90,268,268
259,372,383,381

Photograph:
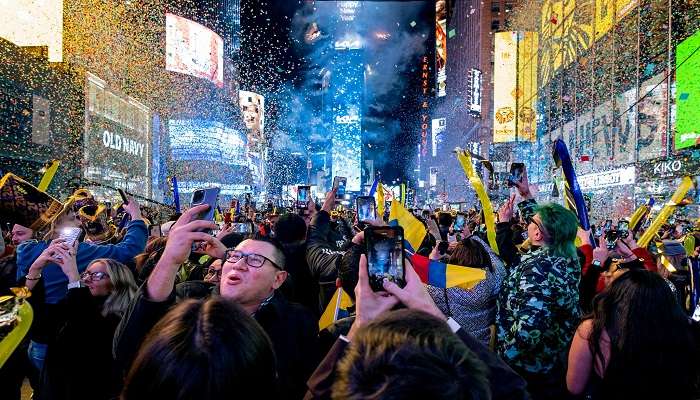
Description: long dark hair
588,269,700,399
121,297,278,399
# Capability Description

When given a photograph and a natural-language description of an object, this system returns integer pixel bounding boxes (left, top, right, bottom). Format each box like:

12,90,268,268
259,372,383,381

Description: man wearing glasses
114,204,318,400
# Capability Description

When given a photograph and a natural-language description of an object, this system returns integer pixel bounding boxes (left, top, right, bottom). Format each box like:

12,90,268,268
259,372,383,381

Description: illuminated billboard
516,32,538,142
436,0,447,97
84,73,151,197
168,119,246,166
239,90,265,152
165,13,224,87
467,68,482,114
675,30,700,150
431,118,445,157
0,0,63,61
493,32,517,142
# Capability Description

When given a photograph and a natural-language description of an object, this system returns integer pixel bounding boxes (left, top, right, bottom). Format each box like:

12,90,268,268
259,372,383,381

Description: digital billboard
431,118,445,157
165,13,224,87
675,30,700,150
238,90,265,152
467,68,482,114
84,73,151,197
493,32,517,142
436,0,447,97
169,119,246,166
0,0,63,62
516,32,538,142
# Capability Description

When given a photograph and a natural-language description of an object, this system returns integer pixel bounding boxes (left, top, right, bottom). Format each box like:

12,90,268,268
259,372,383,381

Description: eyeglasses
81,271,109,281
224,249,282,270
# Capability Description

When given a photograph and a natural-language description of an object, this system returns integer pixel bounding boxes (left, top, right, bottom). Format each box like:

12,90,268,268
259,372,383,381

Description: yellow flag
37,160,60,192
0,299,33,368
455,149,499,255
389,200,427,252
638,176,693,248
318,287,353,331
376,183,385,218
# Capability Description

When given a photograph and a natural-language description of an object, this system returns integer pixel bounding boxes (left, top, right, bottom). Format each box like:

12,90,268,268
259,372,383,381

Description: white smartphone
57,227,82,246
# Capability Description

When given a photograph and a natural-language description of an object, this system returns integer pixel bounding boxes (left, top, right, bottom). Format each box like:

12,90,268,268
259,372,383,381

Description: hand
202,236,228,260
52,242,80,282
123,196,143,221
576,228,592,247
515,167,533,199
383,258,446,320
615,236,638,259
215,224,235,239
498,194,516,223
351,230,365,245
592,235,609,264
348,254,400,339
322,188,337,213
159,205,218,267
429,242,443,261
30,240,70,273
426,218,441,240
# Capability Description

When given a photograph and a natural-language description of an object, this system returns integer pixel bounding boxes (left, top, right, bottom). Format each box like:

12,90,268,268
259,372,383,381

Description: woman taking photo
39,250,138,400
567,269,700,399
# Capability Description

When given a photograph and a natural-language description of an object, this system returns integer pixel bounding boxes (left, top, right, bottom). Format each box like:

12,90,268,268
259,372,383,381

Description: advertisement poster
635,73,667,161
436,0,447,97
165,13,224,87
516,32,538,142
675,30,700,150
431,118,446,157
493,32,517,142
239,90,265,152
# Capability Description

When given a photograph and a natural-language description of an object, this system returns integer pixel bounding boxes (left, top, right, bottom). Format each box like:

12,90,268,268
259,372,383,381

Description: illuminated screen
493,32,517,142
0,0,63,61
238,90,265,151
83,74,151,197
169,119,246,166
675,30,700,150
165,13,224,87
436,0,447,97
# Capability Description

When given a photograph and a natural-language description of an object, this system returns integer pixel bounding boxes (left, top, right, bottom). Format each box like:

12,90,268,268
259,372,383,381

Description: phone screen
508,163,525,187
57,227,82,246
617,220,629,233
604,220,613,231
366,227,406,291
454,214,466,231
297,186,310,209
336,178,347,196
356,196,376,222
232,223,252,235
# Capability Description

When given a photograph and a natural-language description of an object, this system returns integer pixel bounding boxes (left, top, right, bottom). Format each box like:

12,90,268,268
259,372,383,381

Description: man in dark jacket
306,189,350,312
114,205,319,400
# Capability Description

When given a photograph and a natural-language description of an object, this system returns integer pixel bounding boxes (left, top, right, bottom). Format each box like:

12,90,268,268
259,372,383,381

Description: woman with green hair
495,170,582,400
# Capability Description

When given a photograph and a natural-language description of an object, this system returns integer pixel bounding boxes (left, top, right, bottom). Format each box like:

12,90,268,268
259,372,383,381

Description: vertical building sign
493,32,517,142
467,68,482,114
420,55,430,156
436,0,447,97
516,32,538,142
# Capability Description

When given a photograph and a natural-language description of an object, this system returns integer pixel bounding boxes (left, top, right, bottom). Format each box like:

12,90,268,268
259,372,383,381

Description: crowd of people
0,167,699,400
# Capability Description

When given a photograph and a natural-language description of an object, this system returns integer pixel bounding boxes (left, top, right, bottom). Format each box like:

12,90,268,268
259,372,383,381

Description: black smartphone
438,240,449,255
191,187,220,224
365,226,406,292
297,186,311,209
118,188,129,205
356,196,377,222
507,163,525,187
333,176,347,197
603,219,613,231
617,220,629,239
453,214,466,231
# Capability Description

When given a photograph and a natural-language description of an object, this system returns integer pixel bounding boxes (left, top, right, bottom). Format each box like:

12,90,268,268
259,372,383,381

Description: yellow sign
493,32,518,142
517,32,538,142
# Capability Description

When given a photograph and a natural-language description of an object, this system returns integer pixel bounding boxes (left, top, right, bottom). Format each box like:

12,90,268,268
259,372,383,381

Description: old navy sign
102,129,146,158
576,166,635,190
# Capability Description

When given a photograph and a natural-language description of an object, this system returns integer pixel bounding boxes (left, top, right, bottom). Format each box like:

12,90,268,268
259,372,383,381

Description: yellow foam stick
37,160,60,191
456,148,499,255
638,176,693,248
400,183,406,206
628,202,649,232
0,298,33,369
376,183,385,217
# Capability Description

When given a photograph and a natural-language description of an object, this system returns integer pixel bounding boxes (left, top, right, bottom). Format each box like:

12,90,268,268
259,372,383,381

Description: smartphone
507,163,525,187
617,220,629,234
191,187,220,223
57,227,82,246
454,214,466,231
232,222,252,235
149,224,162,237
297,186,311,209
333,176,347,197
365,226,406,292
603,219,613,231
118,188,129,205
438,240,449,255
356,196,377,222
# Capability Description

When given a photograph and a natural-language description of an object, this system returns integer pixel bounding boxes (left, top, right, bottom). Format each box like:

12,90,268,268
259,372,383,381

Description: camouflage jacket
496,246,581,375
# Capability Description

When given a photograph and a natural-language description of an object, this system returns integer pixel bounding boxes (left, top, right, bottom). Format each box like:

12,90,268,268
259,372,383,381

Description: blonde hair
89,258,138,317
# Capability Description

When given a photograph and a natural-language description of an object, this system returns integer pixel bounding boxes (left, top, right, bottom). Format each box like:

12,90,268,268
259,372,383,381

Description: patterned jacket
496,246,581,375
